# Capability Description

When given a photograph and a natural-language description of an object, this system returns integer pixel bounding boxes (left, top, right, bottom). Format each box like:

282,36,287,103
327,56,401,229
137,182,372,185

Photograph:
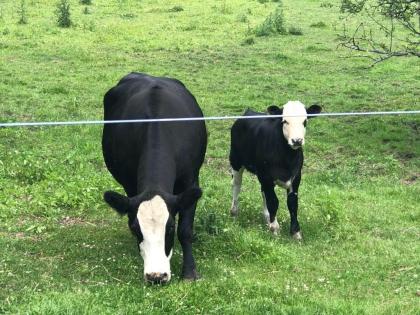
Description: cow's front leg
178,205,199,280
260,180,279,235
287,173,302,240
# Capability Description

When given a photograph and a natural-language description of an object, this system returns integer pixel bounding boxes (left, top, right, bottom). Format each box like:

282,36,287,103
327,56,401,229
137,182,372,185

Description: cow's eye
282,120,289,125
303,120,307,127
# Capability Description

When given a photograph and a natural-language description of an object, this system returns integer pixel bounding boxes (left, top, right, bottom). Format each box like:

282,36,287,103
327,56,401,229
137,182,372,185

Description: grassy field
0,0,419,313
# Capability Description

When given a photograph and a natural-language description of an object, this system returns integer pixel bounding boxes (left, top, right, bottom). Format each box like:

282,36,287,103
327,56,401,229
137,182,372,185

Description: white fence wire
1,110,419,128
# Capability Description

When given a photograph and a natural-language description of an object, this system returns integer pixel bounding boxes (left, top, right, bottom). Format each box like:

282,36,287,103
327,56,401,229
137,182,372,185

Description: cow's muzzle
145,272,169,284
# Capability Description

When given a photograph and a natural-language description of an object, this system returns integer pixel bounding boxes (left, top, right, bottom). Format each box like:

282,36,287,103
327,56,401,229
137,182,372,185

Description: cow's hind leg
178,202,199,280
287,172,302,240
230,167,244,217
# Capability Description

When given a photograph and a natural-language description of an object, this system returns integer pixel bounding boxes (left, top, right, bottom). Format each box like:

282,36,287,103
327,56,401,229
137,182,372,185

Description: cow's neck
137,128,176,194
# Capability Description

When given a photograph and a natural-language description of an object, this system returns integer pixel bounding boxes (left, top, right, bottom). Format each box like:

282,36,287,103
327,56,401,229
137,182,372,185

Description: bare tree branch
338,0,420,65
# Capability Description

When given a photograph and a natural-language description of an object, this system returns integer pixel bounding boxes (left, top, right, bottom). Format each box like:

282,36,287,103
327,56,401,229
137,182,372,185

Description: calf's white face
282,101,308,149
137,196,173,283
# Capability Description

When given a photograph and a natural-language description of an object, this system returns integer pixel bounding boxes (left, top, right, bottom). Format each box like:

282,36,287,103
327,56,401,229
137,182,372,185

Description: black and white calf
229,101,321,239
102,73,207,283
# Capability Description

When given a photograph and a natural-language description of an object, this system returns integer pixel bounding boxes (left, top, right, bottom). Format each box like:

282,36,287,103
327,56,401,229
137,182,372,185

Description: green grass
0,0,419,314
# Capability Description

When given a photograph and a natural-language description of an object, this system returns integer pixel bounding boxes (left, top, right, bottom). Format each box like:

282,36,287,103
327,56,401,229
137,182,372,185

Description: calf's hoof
263,212,270,225
269,221,280,235
182,269,200,281
230,205,239,217
292,231,303,240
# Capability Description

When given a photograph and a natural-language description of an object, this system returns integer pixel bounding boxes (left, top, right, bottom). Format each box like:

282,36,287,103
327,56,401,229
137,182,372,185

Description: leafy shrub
310,21,327,28
255,5,286,37
237,13,248,23
320,2,334,8
120,13,137,19
288,26,303,35
242,36,255,45
271,6,286,33
80,0,92,4
169,5,183,12
18,0,28,25
56,0,71,28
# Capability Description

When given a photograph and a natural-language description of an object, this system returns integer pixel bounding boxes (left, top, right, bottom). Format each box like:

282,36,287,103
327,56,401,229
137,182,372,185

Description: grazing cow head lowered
267,101,322,150
103,187,202,284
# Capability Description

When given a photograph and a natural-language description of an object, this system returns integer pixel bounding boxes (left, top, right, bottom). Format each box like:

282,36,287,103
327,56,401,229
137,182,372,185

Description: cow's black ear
267,105,283,116
306,104,322,118
176,187,202,211
104,191,131,215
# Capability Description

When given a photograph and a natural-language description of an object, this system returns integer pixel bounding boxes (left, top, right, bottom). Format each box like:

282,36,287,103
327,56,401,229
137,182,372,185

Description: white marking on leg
261,192,280,235
261,192,270,224
269,218,280,235
292,231,302,240
230,168,244,216
275,179,291,190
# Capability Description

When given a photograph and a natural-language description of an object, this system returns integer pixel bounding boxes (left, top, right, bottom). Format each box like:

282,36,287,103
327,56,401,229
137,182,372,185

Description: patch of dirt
401,173,419,185
1,231,41,241
13,232,26,239
59,216,87,227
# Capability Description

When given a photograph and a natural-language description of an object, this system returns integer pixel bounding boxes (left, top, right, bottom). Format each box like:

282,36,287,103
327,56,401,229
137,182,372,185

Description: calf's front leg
287,173,302,240
259,180,280,235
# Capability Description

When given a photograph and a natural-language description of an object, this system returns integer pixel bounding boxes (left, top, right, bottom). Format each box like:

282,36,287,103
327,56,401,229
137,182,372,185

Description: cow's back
102,73,207,195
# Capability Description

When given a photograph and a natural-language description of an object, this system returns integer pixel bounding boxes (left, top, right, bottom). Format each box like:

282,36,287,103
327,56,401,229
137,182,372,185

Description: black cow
229,101,321,239
102,73,207,283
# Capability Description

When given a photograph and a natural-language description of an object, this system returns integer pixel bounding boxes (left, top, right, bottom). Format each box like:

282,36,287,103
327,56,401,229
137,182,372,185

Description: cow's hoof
182,269,200,281
292,231,303,240
269,221,280,235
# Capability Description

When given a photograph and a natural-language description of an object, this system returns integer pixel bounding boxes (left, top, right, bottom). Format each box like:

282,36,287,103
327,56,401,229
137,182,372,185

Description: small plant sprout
56,0,71,28
18,0,28,25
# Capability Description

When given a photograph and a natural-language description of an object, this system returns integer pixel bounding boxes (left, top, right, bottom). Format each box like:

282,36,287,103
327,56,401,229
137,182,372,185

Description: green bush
310,21,327,28
255,5,286,37
288,26,303,35
56,0,71,28
169,5,184,12
18,0,28,25
242,36,255,45
237,13,248,23
80,0,92,4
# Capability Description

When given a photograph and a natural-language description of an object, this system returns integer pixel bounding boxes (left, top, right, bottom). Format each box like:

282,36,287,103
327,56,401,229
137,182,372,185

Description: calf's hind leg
230,167,244,216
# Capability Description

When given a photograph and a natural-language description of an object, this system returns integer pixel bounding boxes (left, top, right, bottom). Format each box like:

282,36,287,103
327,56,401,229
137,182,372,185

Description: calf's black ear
104,191,131,215
267,105,283,116
306,104,322,118
176,187,202,211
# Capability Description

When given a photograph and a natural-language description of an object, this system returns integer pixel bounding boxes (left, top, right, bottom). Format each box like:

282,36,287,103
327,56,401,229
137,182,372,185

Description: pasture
0,0,419,313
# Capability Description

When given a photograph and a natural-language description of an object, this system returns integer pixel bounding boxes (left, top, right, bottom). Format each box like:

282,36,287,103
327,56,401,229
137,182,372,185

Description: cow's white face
137,196,174,283
282,101,309,149
104,187,203,284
